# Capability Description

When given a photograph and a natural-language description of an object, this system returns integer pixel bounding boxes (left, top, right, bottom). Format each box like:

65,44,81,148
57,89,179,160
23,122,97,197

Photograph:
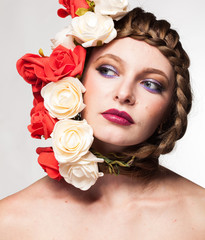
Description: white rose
59,152,104,191
41,77,86,120
51,26,76,50
52,119,94,163
94,0,129,20
70,11,117,48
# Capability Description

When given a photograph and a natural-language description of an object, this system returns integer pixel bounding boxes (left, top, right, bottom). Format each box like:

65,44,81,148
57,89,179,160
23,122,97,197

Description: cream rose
41,77,86,120
51,26,75,50
52,119,94,163
70,11,117,48
59,152,104,191
94,0,129,20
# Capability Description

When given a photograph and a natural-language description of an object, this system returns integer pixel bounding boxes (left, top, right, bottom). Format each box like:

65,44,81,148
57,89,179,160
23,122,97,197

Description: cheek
83,70,112,106
144,99,170,127
82,71,98,105
81,70,105,120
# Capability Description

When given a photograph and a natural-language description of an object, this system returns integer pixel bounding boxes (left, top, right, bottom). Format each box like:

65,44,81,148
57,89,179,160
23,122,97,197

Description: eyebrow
142,68,170,82
94,54,126,65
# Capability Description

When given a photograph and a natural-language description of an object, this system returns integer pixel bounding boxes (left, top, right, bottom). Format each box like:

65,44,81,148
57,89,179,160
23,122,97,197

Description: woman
0,4,205,239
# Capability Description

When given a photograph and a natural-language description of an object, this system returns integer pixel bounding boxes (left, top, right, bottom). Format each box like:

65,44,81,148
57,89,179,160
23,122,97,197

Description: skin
0,38,205,240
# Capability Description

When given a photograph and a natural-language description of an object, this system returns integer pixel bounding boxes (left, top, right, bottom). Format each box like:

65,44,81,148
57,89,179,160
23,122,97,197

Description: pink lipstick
101,108,134,126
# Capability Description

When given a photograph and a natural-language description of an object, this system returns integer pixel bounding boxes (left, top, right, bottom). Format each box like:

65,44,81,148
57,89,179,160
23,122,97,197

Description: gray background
0,0,205,199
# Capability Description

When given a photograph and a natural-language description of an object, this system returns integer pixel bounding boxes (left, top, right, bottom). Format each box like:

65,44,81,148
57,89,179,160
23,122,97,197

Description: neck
94,173,158,203
63,172,160,208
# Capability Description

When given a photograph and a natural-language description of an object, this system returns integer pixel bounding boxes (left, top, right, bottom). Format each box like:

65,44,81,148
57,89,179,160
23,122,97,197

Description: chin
92,134,139,154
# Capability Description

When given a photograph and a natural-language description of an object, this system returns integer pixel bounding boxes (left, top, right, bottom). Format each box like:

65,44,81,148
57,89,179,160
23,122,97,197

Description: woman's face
82,37,174,153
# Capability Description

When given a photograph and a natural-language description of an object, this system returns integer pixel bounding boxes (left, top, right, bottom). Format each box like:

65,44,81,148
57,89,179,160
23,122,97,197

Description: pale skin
0,38,205,240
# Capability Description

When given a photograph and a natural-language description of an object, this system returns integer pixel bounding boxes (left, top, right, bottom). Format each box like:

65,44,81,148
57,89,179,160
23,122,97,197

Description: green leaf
75,74,82,79
39,48,45,57
73,39,81,46
86,0,95,9
75,8,89,16
96,40,103,47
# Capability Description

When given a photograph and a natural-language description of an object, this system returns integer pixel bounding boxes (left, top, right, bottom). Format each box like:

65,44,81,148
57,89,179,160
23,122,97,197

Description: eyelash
96,64,119,78
140,79,164,94
96,65,164,94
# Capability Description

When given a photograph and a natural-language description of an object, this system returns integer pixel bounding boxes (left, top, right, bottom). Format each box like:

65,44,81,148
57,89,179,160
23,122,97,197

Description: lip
101,108,134,126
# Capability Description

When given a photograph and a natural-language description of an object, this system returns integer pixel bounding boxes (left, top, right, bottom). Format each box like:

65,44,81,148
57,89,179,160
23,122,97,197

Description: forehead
88,37,174,78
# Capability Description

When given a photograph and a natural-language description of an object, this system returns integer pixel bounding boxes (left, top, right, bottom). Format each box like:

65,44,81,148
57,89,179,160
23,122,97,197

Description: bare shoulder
0,189,29,239
179,175,205,223
145,169,205,239
180,176,205,238
0,177,44,239
163,170,205,235
0,177,73,240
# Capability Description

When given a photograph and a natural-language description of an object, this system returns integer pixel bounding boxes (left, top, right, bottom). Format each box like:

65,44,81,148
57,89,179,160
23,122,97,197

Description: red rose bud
28,102,57,139
36,147,62,181
57,0,89,18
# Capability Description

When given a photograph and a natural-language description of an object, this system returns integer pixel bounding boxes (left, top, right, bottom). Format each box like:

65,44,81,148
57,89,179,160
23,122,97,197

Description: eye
140,79,164,94
96,64,119,78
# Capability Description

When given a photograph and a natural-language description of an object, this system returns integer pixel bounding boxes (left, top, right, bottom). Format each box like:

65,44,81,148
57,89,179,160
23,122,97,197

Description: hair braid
106,7,193,176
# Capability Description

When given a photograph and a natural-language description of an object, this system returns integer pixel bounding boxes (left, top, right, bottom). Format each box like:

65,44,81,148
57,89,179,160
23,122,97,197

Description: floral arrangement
16,0,129,191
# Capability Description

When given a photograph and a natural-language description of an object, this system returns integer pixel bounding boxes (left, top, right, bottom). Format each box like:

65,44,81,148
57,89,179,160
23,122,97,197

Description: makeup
96,64,119,78
140,79,164,94
101,108,134,126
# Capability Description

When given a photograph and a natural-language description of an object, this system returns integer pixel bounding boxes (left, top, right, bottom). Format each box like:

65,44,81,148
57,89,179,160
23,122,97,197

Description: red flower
44,45,86,82
57,0,89,18
32,78,47,94
17,45,86,87
16,54,49,100
36,147,62,181
28,102,57,139
16,53,48,84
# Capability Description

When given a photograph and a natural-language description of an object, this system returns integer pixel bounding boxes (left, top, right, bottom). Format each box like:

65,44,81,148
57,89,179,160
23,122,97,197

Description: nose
114,80,136,105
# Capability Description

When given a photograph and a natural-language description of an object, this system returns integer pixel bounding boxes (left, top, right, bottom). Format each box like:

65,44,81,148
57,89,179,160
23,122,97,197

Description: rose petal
37,147,62,181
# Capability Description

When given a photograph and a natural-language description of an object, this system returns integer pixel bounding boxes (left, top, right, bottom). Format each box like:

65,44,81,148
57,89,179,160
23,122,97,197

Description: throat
81,173,157,208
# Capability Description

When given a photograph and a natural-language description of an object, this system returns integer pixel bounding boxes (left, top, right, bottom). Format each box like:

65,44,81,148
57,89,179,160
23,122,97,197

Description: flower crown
16,0,129,191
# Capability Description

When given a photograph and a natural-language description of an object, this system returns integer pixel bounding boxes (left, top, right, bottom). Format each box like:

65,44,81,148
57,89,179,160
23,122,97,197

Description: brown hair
90,8,192,180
